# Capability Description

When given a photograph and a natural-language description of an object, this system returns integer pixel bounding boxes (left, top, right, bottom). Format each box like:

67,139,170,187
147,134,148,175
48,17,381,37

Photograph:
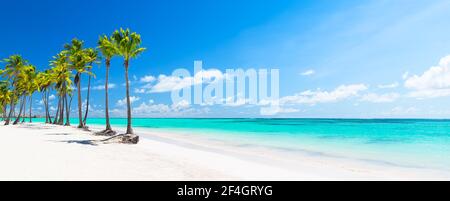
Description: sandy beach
0,122,449,181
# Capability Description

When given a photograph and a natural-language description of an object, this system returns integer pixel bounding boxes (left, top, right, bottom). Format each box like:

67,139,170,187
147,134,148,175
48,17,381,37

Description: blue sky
2,0,450,118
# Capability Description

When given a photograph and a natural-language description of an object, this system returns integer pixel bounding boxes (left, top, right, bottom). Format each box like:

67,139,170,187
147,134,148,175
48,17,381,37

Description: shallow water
33,118,450,171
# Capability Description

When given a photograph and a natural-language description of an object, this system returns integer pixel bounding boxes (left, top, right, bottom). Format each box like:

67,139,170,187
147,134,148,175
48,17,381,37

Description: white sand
0,122,449,181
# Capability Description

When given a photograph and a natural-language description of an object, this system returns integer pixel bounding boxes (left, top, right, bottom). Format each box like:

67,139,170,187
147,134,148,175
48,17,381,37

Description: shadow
58,140,98,146
45,133,71,136
17,124,54,130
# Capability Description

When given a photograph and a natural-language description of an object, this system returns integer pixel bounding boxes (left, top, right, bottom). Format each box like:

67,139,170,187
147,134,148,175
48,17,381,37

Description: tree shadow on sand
45,133,72,136
17,124,54,130
56,140,99,146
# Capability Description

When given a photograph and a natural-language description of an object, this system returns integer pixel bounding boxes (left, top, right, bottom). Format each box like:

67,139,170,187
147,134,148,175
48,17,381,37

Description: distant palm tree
50,50,73,126
0,80,12,121
36,70,54,123
1,55,27,125
25,66,38,123
13,64,35,125
83,48,99,125
65,39,90,128
112,28,146,135
97,35,118,135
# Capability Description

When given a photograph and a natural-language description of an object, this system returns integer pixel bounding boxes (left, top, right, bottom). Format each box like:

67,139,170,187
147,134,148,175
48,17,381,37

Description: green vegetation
0,28,146,143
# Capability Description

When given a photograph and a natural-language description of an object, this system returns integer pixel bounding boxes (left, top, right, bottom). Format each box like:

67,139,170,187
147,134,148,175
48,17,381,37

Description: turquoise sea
34,118,450,171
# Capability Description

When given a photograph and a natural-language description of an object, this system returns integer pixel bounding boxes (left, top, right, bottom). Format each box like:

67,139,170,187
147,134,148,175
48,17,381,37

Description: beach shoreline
0,122,449,181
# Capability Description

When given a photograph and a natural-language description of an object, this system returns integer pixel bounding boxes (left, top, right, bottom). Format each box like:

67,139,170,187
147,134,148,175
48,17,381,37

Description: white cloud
81,83,116,91
150,75,193,93
49,95,56,100
140,75,156,83
405,55,450,98
93,83,116,90
130,100,196,117
377,82,399,89
360,93,399,103
134,88,146,94
300,69,315,76
147,69,224,93
171,100,191,111
281,84,368,105
134,102,171,114
116,96,140,106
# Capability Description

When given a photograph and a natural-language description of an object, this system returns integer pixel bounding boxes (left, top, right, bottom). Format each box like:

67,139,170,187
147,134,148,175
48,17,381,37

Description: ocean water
34,118,450,171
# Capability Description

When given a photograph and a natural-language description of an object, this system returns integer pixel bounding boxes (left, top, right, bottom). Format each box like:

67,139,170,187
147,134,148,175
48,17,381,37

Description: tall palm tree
112,28,146,136
25,66,38,122
13,64,34,125
83,48,99,125
50,50,73,126
36,70,54,123
65,39,90,128
1,55,28,125
0,80,12,121
97,35,117,135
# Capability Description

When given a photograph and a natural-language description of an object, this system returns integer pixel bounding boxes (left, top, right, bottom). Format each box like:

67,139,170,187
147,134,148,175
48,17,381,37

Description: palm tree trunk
29,95,32,123
65,93,70,126
13,95,25,125
2,104,6,120
105,60,112,131
124,60,133,134
53,97,60,124
21,96,27,123
76,73,83,128
58,94,64,125
83,71,92,125
69,95,73,116
4,98,15,125
42,92,48,123
46,90,52,124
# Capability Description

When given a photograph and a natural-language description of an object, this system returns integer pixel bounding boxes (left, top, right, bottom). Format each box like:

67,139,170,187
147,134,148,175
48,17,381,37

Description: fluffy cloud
134,88,146,94
300,69,315,76
93,83,116,90
138,69,224,93
171,100,191,111
116,96,140,106
405,55,450,98
130,100,197,117
281,84,368,105
140,75,156,83
82,83,116,91
133,102,171,114
150,75,194,93
360,93,399,103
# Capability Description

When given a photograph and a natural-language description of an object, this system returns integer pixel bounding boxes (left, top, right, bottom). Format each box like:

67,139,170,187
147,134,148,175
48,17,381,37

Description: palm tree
1,55,28,125
83,48,99,125
12,64,34,125
50,50,73,126
65,39,90,128
36,70,54,123
0,81,12,121
25,66,38,122
112,28,146,137
97,35,117,135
